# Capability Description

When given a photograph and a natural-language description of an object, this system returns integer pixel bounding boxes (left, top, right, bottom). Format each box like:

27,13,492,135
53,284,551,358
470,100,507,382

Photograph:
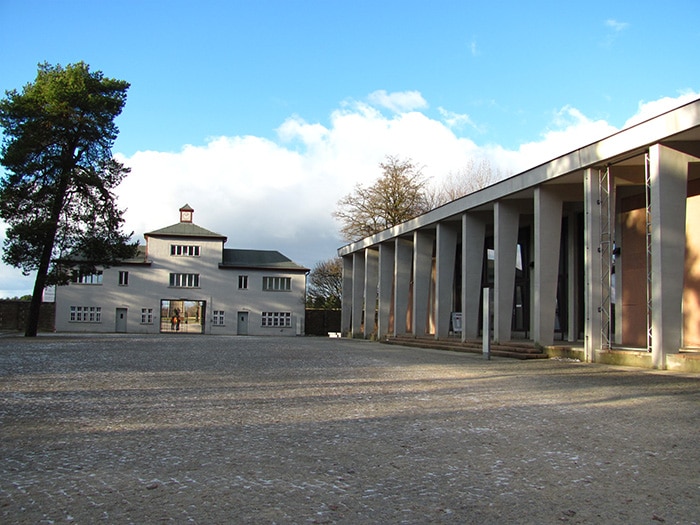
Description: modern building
338,98,700,369
55,205,309,335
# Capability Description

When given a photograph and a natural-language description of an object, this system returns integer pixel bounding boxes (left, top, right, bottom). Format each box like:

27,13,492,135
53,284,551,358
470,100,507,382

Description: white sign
451,312,463,333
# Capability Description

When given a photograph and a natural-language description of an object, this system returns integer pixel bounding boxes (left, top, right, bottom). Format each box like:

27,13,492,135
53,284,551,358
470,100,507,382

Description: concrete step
384,335,547,360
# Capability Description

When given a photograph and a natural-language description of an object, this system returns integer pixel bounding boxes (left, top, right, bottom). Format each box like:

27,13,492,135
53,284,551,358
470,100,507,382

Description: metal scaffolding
644,154,653,352
599,166,612,350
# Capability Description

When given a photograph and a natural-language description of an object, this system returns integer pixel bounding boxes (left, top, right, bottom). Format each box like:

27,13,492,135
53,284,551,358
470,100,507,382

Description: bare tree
429,158,504,207
334,156,430,241
306,257,343,309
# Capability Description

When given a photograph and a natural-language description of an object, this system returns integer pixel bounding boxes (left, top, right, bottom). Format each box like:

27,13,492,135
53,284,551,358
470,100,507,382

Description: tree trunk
25,178,67,336
24,226,59,336
25,270,47,337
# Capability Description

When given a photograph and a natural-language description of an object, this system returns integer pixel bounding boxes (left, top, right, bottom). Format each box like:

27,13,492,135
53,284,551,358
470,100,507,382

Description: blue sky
0,0,699,297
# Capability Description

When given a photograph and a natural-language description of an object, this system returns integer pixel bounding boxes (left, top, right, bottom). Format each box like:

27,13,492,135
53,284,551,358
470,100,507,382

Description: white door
237,311,248,335
115,308,127,333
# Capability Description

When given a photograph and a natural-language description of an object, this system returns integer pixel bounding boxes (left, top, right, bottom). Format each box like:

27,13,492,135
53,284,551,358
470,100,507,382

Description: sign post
482,287,491,360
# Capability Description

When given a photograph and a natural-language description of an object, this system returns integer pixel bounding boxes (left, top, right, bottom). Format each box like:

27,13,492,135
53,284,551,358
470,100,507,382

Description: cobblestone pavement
0,334,698,524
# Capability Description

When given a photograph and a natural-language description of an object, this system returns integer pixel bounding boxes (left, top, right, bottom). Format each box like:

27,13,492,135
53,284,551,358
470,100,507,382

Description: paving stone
0,334,698,524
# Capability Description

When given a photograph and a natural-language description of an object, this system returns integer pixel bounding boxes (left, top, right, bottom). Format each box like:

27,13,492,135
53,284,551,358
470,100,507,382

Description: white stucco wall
54,234,306,336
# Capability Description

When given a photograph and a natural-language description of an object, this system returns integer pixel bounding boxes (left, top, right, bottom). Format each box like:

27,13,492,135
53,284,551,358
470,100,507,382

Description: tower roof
145,222,227,241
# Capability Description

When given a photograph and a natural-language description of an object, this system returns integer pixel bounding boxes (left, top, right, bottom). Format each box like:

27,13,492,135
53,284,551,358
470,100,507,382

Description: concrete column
462,213,485,340
341,255,353,335
584,168,602,361
393,238,412,335
412,230,434,336
494,202,519,343
351,251,365,337
377,242,395,340
363,249,379,338
533,186,563,345
648,144,690,368
435,222,458,338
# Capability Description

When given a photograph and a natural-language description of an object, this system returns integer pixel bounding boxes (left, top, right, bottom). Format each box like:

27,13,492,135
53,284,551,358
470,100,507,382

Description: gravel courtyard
0,334,698,524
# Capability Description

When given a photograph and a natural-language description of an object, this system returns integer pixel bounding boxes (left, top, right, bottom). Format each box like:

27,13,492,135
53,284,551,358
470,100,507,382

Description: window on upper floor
119,271,129,286
169,273,200,288
71,271,103,285
238,275,248,289
262,276,291,291
170,244,201,257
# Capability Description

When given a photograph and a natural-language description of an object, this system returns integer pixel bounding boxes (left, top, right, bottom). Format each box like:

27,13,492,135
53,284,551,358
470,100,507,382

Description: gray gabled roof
220,249,308,271
145,222,227,241
55,244,150,266
122,245,150,264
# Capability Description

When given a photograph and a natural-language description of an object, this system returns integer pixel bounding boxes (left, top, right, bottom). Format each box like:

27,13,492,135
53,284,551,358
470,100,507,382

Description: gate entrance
160,299,206,334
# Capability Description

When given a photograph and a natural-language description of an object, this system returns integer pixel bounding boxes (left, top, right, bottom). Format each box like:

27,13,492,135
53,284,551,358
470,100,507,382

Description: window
141,308,154,324
119,271,129,286
71,271,103,285
169,273,200,288
213,310,225,326
262,311,291,327
263,276,291,291
238,275,248,289
170,244,200,257
69,306,102,323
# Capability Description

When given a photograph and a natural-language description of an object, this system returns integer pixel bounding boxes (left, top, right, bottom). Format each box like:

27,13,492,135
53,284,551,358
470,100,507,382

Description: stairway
384,334,547,360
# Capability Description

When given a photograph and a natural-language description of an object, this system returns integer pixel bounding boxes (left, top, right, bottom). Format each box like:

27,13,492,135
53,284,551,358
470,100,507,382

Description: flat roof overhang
338,98,700,256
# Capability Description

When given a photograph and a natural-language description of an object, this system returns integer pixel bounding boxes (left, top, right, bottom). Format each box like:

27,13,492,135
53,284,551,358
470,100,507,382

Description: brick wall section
0,301,55,332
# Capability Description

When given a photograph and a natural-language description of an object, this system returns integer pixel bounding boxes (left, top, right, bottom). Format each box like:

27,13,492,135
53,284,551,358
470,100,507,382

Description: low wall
0,301,55,332
545,344,700,372
305,309,341,336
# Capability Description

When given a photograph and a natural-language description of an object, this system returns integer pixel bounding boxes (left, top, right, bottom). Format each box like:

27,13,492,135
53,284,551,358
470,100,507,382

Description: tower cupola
179,204,194,223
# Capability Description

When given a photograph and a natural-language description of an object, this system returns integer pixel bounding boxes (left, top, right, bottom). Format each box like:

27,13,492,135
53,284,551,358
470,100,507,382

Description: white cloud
113,97,622,272
469,37,479,57
367,90,428,113
277,116,328,146
602,18,629,47
0,223,36,297
1,92,697,297
438,107,480,131
0,265,34,298
623,91,700,128
605,19,629,32
492,105,617,173
115,99,481,272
